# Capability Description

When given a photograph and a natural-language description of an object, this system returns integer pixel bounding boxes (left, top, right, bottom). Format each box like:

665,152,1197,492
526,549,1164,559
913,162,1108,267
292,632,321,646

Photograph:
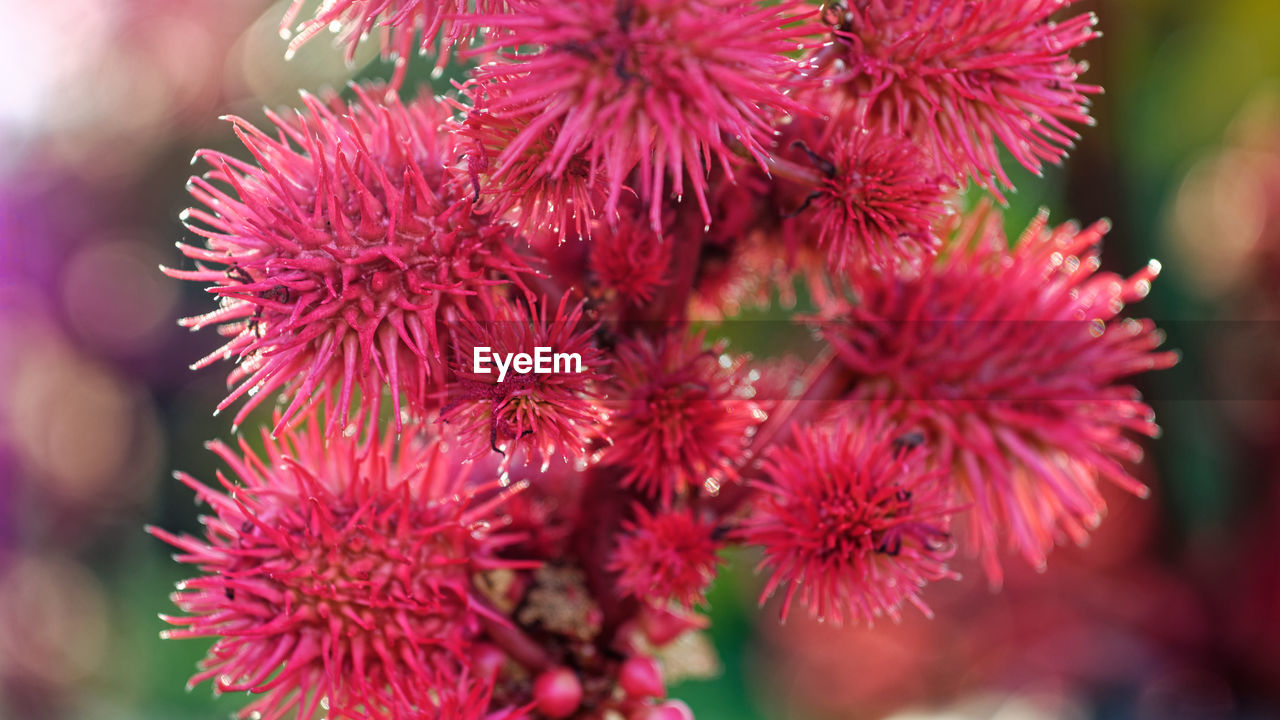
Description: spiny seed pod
470,0,813,229
169,85,534,437
148,411,531,719
740,414,958,625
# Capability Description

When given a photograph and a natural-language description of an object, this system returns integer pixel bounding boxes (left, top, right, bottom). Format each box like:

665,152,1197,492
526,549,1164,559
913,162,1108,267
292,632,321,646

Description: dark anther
225,586,236,600
615,0,635,31
791,139,837,177
711,524,732,542
226,265,252,284
783,190,823,219
892,430,925,456
489,428,533,455
558,41,598,60
261,285,290,304
615,53,635,83
875,533,903,556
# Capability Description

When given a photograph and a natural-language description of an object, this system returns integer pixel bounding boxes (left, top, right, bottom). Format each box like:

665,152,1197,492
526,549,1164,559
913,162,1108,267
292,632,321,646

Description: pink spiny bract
461,81,605,243
602,330,764,507
823,203,1179,585
147,414,531,720
588,210,672,306
280,0,506,88
791,127,950,273
739,415,957,625
609,505,722,610
470,0,812,230
818,0,1101,198
441,293,608,466
169,85,533,438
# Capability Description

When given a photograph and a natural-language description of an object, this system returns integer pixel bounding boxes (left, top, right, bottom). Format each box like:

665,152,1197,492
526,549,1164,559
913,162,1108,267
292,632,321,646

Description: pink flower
740,415,957,625
588,208,672,306
532,666,583,718
280,0,505,88
461,80,605,243
609,505,722,609
787,126,950,272
816,0,1101,197
441,293,609,466
147,414,531,720
469,0,812,230
168,85,533,437
603,331,764,507
823,203,1180,584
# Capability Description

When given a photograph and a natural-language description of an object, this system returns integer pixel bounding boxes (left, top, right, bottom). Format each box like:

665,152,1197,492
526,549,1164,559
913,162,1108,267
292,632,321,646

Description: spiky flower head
147,413,531,720
280,0,506,88
169,85,533,437
470,0,812,230
588,210,672,306
602,331,764,506
442,293,609,466
817,0,1100,197
461,80,605,243
823,203,1179,584
609,505,722,610
787,125,950,272
739,415,957,625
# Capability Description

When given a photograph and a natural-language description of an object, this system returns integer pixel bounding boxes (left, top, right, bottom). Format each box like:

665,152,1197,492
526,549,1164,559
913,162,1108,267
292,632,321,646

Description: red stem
765,152,825,188
479,606,554,673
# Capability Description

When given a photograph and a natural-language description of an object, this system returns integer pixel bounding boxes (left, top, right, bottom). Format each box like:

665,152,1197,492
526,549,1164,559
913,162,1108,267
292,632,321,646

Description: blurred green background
2,1,1280,718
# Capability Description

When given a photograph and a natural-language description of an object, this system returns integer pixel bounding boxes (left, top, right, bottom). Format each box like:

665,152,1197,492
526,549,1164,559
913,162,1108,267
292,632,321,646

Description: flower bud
470,642,507,680
534,666,583,719
639,604,708,647
618,656,665,699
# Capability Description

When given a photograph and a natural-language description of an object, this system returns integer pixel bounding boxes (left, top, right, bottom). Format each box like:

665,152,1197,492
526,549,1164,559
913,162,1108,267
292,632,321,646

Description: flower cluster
155,0,1175,717
811,0,1102,198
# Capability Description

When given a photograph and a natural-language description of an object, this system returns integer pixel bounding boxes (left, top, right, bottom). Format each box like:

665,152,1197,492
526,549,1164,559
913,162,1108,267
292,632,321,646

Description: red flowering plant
155,0,1176,717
